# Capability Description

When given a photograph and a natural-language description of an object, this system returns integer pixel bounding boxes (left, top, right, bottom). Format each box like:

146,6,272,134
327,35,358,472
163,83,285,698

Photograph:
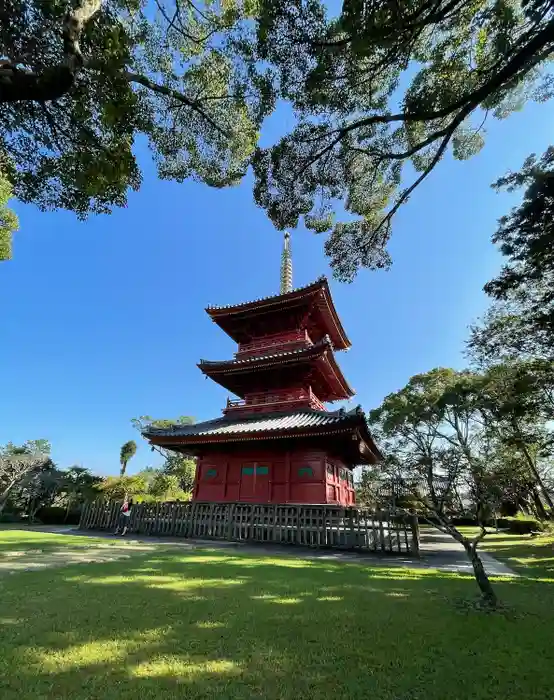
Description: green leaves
468,146,554,363
0,170,18,261
1,0,268,257
119,440,137,475
250,0,554,280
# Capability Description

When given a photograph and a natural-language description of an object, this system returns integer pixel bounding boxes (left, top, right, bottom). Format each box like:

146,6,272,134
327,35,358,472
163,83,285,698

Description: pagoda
143,233,381,506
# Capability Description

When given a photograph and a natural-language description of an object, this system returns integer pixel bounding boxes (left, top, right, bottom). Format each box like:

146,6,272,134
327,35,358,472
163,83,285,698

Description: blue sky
1,99,552,475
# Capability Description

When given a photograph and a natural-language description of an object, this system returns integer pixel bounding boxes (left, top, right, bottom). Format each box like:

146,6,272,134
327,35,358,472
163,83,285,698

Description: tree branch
323,17,554,143
0,0,103,103
63,0,104,70
123,71,229,135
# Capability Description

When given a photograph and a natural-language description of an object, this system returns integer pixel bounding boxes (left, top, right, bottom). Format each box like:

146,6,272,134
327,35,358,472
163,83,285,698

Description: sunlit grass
0,528,110,554
458,526,554,581
0,532,553,699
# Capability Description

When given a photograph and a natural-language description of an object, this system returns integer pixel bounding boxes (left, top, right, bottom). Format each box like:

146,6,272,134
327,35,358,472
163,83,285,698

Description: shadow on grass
0,549,553,700
0,529,107,554
479,533,554,581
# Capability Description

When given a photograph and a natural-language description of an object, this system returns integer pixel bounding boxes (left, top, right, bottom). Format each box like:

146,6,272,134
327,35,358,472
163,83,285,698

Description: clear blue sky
1,100,552,475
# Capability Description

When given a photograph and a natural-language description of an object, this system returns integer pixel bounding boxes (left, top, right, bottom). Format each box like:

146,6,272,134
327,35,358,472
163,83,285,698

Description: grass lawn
1,530,554,699
0,527,115,555
458,525,554,580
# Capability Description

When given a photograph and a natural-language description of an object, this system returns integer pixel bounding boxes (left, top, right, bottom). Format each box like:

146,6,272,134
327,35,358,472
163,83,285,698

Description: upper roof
198,336,354,402
206,277,351,350
143,406,382,464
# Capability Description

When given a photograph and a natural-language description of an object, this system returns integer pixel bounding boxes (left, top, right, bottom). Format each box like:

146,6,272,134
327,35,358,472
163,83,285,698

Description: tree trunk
445,522,498,608
30,500,42,522
512,423,554,514
462,540,497,608
531,487,548,520
64,496,73,522
0,479,19,514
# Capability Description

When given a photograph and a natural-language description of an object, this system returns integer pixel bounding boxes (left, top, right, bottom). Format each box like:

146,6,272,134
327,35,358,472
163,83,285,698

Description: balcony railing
236,330,312,359
224,388,326,414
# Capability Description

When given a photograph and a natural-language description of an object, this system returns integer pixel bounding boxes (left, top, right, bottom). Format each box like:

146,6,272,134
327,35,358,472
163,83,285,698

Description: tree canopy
131,415,196,493
251,0,554,280
368,362,554,606
2,1,553,273
0,439,52,513
468,146,554,362
0,0,269,257
119,439,137,475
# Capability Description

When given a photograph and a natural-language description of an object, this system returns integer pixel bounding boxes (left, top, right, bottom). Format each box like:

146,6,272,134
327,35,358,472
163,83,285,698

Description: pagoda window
204,468,218,479
298,467,314,478
326,464,335,479
242,466,269,476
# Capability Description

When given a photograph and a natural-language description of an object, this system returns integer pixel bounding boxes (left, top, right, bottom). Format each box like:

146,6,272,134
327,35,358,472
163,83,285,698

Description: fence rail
79,501,420,556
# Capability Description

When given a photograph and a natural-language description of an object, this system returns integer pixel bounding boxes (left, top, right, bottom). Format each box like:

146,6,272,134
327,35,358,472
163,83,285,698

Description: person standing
114,498,133,536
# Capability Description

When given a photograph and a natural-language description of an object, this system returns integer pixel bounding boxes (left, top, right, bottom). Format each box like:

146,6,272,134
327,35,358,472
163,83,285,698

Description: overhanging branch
124,72,229,135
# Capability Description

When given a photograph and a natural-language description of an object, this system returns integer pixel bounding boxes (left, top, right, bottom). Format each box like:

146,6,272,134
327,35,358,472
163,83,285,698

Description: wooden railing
236,330,312,359
79,501,420,556
224,387,326,414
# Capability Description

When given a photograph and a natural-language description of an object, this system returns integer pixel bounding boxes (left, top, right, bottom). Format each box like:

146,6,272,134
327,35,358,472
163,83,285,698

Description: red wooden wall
193,448,356,506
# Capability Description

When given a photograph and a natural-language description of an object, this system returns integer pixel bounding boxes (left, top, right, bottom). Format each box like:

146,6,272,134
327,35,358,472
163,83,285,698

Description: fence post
79,503,88,530
226,503,236,540
410,512,420,557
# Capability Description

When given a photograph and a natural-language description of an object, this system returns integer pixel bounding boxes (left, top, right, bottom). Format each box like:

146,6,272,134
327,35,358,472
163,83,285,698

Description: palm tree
119,440,137,476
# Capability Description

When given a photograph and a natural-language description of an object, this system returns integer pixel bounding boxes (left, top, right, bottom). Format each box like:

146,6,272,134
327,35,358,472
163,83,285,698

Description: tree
0,0,270,258
119,439,137,476
0,171,18,261
161,452,196,493
0,440,51,513
468,146,554,362
147,472,188,501
369,369,503,607
60,466,102,520
131,415,196,491
22,466,66,521
479,360,554,513
96,474,146,500
252,0,554,280
131,415,195,432
468,303,547,366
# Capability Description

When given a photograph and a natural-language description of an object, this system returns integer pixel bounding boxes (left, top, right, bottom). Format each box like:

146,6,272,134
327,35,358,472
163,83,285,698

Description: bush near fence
80,500,420,556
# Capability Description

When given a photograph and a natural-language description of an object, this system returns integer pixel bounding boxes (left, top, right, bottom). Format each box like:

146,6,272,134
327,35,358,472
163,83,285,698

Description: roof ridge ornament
280,231,293,294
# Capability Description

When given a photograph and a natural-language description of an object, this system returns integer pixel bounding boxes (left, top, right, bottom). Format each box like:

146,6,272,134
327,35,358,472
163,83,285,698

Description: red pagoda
144,233,381,506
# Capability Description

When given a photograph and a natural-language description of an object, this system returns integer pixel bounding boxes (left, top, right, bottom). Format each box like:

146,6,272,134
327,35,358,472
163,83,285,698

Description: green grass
0,531,553,699
0,527,112,555
458,526,554,580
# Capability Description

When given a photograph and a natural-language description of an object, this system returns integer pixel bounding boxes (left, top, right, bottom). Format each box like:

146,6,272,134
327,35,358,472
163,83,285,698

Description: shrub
35,507,81,525
503,516,546,534
0,512,24,523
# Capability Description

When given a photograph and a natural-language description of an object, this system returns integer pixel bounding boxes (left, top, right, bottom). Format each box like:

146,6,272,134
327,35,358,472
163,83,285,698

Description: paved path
12,526,516,577
419,528,516,576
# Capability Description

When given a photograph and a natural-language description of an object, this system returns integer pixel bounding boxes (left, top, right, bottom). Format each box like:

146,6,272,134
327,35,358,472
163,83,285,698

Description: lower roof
143,406,382,464
198,336,354,402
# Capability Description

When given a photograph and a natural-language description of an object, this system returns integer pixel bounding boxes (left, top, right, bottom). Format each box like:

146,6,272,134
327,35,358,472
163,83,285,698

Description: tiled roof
199,336,332,368
206,277,326,312
143,406,365,439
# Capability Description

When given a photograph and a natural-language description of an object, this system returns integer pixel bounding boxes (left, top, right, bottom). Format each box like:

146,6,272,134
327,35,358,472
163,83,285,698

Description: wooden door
239,462,270,502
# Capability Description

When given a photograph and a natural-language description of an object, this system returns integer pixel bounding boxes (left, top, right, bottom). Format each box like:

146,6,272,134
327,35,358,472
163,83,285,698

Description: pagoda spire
280,231,293,294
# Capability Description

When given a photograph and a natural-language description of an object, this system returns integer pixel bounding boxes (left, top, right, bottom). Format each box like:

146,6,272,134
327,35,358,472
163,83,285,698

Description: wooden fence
79,501,420,556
